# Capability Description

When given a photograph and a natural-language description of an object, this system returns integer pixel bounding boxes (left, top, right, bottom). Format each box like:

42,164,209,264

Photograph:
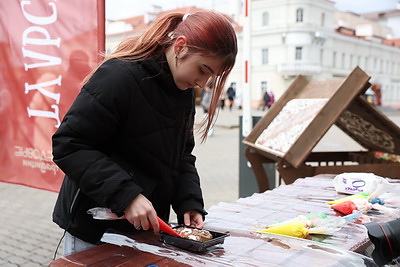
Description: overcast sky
106,0,399,20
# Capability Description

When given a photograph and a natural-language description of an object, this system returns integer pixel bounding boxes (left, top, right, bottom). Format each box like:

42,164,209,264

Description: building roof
335,10,400,48
106,6,242,37
362,8,400,19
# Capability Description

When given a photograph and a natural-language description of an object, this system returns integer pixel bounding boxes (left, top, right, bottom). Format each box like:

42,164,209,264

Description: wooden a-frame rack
243,67,400,192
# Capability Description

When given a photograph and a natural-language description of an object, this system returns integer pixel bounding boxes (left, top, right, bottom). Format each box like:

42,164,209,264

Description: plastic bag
332,172,390,195
87,207,125,220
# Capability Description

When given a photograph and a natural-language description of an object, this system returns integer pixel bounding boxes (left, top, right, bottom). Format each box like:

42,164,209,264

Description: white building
106,0,400,107
227,0,400,107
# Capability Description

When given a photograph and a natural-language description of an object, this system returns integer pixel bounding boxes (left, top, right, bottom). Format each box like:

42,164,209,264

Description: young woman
51,10,237,255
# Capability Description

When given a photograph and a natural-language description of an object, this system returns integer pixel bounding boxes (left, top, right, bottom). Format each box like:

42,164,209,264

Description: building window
296,8,304,22
295,46,302,60
333,51,337,67
262,12,269,26
321,13,325,26
341,53,345,68
262,48,269,64
349,54,353,69
261,81,267,92
320,49,323,66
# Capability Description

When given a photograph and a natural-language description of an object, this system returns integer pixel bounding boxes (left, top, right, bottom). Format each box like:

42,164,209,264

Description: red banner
0,0,105,192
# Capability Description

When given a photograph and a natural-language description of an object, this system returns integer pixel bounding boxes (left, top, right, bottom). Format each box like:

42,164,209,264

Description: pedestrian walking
226,83,236,110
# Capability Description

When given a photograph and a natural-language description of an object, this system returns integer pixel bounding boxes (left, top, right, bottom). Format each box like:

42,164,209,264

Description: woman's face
173,53,223,91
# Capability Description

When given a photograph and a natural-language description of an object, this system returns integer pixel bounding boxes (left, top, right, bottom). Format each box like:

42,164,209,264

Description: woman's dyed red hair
173,12,238,141
89,11,238,141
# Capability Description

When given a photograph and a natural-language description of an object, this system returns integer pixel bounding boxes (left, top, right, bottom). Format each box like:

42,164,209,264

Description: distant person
257,90,265,110
51,11,237,256
267,91,275,108
201,80,215,136
372,84,382,106
220,91,226,110
364,88,375,104
226,83,236,110
262,90,271,111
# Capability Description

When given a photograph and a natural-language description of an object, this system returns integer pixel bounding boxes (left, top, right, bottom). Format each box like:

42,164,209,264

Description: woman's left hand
183,210,204,228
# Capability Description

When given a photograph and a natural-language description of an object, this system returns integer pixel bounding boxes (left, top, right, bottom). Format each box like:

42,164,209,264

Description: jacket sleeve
172,103,208,220
52,60,142,214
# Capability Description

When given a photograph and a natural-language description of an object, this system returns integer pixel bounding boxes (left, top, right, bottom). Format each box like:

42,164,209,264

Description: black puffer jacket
52,56,207,244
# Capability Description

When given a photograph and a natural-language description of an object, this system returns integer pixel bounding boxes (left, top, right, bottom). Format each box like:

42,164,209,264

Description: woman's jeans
63,232,97,256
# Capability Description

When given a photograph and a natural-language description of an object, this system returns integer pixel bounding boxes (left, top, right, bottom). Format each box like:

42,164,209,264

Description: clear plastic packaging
87,207,125,220
332,172,390,195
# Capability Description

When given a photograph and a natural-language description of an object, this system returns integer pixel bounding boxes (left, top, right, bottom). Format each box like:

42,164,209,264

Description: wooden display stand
243,67,400,192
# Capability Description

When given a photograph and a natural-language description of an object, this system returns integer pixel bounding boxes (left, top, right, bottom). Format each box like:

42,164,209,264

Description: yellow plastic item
327,193,369,205
257,221,309,238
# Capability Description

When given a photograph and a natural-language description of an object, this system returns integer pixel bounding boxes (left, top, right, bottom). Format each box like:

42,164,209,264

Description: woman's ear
174,36,188,56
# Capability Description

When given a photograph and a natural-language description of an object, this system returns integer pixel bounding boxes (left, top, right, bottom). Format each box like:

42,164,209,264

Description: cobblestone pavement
0,105,399,266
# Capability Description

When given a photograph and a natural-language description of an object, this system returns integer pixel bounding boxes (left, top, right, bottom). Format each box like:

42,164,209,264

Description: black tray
159,225,229,253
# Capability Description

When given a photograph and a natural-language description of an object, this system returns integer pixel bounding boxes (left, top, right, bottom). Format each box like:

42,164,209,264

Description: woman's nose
197,76,212,88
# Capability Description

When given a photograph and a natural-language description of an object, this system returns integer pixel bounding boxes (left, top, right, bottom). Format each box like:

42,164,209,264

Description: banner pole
97,0,106,60
242,0,252,137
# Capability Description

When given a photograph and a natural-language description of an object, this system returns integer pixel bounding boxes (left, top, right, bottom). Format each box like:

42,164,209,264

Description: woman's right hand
123,194,159,234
